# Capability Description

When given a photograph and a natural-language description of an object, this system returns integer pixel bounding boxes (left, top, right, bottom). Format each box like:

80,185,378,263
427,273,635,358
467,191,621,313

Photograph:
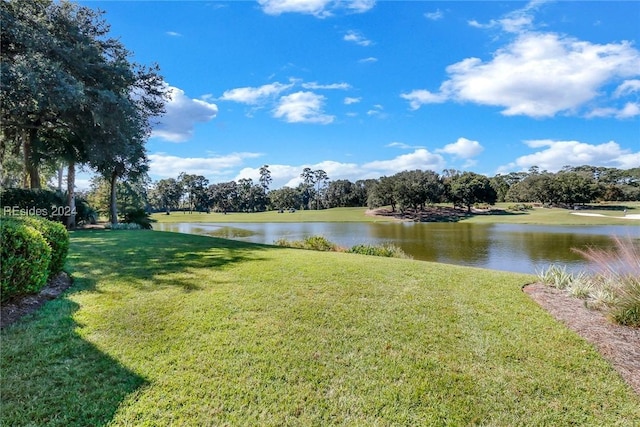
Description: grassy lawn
2,230,639,425
464,202,640,226
151,203,640,226
152,207,384,224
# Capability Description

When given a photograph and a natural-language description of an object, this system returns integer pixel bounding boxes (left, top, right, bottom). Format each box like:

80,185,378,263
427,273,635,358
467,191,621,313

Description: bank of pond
154,222,640,274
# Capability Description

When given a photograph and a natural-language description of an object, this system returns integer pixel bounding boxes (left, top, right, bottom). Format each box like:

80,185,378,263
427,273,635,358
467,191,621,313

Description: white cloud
587,102,640,119
400,89,447,110
363,149,446,174
273,91,334,124
404,32,640,118
219,82,293,105
235,149,445,188
468,0,545,33
425,9,443,21
151,86,218,143
166,31,182,37
436,137,484,159
344,30,373,46
366,104,386,118
358,57,378,63
614,79,640,97
344,97,361,105
149,152,262,179
346,0,375,14
258,0,332,17
498,139,640,173
302,82,351,90
258,0,374,17
386,141,423,150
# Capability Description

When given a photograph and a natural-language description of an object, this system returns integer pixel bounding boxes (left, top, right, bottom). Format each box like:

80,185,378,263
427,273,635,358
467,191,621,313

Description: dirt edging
523,282,640,395
1,272,73,329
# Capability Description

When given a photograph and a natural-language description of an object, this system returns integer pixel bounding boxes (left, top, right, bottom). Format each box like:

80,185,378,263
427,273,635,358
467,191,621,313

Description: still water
154,222,639,274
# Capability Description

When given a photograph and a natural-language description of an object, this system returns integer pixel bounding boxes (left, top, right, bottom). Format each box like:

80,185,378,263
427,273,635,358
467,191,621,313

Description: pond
154,222,640,274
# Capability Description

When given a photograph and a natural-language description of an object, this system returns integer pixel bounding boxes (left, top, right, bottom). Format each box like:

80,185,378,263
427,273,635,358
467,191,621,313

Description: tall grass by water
538,236,640,326
2,230,639,425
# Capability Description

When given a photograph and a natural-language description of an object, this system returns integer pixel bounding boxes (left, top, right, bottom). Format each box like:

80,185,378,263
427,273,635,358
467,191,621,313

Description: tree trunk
23,128,41,189
109,172,118,224
58,163,64,192
66,161,76,229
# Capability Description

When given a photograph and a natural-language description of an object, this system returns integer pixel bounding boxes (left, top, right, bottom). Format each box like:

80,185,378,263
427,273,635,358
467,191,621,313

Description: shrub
10,215,69,275
537,264,574,290
274,235,340,251
75,197,98,225
507,203,533,212
106,222,143,230
348,243,412,259
123,208,156,229
0,188,65,220
1,218,51,301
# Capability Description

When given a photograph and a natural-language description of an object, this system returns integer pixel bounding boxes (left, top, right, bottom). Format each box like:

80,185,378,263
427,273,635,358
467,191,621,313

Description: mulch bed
367,207,473,222
524,283,640,395
0,272,73,329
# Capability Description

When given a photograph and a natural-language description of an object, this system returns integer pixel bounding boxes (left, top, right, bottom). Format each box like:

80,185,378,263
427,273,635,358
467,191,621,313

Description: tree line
1,0,166,227
81,165,639,217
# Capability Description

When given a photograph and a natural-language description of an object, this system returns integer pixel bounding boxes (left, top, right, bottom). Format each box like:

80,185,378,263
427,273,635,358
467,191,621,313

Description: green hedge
0,215,70,302
1,218,52,301
1,188,65,220
12,216,69,275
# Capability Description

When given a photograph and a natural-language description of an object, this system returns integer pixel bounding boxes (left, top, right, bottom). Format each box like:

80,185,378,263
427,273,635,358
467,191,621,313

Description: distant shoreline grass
1,230,639,425
151,203,640,226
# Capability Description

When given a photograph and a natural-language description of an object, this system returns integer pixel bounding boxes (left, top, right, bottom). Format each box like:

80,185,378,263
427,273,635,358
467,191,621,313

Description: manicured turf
464,202,640,226
152,207,384,223
1,230,639,425
151,203,640,226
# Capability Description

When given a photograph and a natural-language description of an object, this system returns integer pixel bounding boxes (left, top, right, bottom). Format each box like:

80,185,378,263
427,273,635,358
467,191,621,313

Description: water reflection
154,222,639,274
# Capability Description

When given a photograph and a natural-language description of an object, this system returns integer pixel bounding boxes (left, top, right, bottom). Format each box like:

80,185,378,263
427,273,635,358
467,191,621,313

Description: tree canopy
1,0,167,226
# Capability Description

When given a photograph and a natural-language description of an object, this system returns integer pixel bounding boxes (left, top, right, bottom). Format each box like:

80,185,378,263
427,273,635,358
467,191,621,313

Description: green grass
151,203,640,226
152,207,384,223
2,230,639,425
464,202,640,226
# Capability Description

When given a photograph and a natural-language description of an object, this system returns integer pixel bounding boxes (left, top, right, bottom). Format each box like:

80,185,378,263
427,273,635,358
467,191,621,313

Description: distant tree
324,179,362,208
235,178,267,212
208,181,238,213
354,179,376,207
552,171,599,207
178,173,209,213
268,187,300,211
367,176,397,211
313,169,329,209
299,167,314,210
449,172,497,212
490,175,510,203
259,165,272,193
150,178,183,214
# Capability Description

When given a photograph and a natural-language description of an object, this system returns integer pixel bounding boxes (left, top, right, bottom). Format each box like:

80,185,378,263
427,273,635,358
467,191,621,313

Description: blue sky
80,0,639,189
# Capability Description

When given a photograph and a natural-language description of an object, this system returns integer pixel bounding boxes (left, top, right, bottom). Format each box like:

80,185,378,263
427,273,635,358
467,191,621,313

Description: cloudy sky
81,0,639,189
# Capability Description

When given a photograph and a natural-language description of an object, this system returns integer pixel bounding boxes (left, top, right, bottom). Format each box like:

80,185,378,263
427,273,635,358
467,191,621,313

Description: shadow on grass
374,207,528,223
0,230,274,426
67,229,272,292
0,297,147,426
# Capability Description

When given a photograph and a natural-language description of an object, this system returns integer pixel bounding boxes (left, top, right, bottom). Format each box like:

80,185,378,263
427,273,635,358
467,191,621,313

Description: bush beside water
275,235,411,259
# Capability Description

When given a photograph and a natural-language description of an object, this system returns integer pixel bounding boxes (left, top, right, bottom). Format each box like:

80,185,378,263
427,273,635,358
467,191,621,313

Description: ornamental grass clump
572,236,640,327
536,264,574,290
